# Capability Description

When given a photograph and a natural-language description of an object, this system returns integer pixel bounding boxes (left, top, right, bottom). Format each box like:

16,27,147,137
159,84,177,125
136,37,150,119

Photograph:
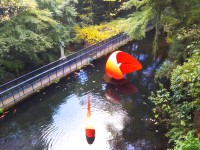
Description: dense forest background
0,0,200,149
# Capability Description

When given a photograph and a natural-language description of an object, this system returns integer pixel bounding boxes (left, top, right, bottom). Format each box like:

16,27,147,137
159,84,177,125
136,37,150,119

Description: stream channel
0,30,169,150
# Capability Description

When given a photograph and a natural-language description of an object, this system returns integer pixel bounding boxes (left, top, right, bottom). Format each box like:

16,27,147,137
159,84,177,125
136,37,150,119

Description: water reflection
105,82,138,103
77,69,88,85
22,93,130,150
85,96,95,144
105,85,121,103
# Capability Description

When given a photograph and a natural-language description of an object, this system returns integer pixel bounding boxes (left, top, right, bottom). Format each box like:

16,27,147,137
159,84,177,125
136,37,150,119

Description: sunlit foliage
0,0,37,22
174,131,200,150
74,20,125,45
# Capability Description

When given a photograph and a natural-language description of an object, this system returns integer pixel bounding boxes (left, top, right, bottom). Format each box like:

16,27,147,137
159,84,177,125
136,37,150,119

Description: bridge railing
0,33,131,108
0,32,123,92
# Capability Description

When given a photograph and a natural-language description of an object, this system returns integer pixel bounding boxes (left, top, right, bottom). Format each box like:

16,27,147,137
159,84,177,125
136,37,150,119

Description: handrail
0,32,124,90
0,33,127,96
0,59,61,88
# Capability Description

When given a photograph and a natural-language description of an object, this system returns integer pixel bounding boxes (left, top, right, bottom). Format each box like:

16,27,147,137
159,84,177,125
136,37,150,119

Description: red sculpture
105,51,142,80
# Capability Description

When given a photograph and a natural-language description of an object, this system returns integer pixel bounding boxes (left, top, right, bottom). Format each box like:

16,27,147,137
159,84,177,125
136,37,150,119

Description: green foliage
36,0,78,27
76,0,122,25
155,60,177,80
161,0,200,33
171,50,200,103
150,11,200,145
120,0,153,39
123,7,152,39
76,0,94,25
0,8,70,55
174,131,200,150
121,0,148,10
0,0,37,22
154,0,200,82
149,83,171,126
0,108,3,114
150,51,200,147
120,0,200,56
0,8,71,81
2,60,24,75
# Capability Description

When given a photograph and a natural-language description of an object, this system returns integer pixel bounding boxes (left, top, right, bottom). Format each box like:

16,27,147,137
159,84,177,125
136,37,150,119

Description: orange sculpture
85,95,95,144
105,51,142,79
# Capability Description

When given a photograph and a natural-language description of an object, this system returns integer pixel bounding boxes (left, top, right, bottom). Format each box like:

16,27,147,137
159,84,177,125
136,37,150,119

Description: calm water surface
0,31,169,150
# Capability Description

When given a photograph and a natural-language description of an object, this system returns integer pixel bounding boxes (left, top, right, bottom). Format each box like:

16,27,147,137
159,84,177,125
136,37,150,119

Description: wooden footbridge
0,25,154,109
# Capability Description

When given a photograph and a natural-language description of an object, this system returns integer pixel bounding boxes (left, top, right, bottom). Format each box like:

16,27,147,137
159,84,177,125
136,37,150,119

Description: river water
0,31,169,150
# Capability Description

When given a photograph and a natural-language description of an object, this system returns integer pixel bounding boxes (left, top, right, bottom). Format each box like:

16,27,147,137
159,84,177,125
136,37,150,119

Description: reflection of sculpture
105,82,138,103
105,51,142,80
117,82,138,95
105,85,121,103
85,95,95,144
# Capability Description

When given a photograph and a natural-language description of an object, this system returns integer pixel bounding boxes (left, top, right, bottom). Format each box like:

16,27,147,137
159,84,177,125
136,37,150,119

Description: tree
120,0,200,148
36,0,78,47
0,7,71,82
76,0,122,25
76,0,94,25
0,0,37,22
36,0,77,27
